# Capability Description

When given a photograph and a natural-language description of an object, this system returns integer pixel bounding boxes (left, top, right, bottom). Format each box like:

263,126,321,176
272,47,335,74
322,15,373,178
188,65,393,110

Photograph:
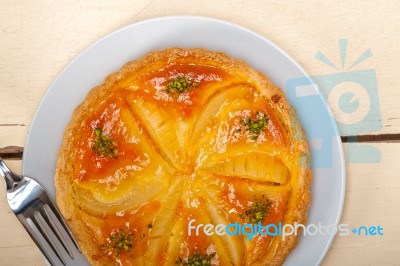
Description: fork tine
1,157,84,265
32,211,66,265
46,200,82,252
41,205,74,259
20,216,59,266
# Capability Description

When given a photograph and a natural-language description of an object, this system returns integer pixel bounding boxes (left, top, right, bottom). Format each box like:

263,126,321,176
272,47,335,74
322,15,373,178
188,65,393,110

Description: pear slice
190,84,250,147
202,189,245,266
129,98,187,171
73,164,170,216
145,179,183,265
202,151,290,185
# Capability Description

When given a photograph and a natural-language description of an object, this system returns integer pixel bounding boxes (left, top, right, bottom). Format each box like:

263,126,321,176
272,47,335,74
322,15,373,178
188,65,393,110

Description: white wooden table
1,1,399,265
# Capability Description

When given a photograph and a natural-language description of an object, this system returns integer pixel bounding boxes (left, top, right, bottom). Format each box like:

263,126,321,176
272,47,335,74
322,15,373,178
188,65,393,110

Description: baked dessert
55,48,311,266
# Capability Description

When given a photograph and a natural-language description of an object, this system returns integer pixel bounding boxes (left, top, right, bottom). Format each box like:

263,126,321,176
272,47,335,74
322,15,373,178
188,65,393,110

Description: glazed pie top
55,48,311,266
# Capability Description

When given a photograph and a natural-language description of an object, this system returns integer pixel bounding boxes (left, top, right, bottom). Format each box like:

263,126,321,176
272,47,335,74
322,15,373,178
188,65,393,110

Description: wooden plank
0,0,399,134
1,144,400,265
0,246,44,266
0,126,28,158
323,143,400,265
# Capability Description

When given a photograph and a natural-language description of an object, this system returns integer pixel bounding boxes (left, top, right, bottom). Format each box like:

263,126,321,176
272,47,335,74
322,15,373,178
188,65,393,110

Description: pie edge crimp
55,47,312,266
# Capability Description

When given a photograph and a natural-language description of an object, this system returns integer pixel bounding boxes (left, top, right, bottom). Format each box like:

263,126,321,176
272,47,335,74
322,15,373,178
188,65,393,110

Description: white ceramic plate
23,16,345,266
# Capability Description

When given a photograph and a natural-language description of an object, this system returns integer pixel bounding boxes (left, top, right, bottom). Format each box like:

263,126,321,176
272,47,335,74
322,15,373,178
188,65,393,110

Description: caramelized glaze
55,48,311,266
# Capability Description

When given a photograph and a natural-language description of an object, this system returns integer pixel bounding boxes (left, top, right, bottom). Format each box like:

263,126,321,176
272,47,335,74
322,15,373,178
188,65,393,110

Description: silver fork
0,158,82,266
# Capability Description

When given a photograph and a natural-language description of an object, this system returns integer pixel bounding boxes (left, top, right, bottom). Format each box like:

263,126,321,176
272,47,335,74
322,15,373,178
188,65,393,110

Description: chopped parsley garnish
239,195,271,224
241,112,269,140
101,229,134,256
92,127,118,158
166,76,197,95
176,252,215,266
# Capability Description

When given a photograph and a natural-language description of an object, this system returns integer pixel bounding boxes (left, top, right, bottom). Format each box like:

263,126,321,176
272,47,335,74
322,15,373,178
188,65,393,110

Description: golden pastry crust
55,48,311,266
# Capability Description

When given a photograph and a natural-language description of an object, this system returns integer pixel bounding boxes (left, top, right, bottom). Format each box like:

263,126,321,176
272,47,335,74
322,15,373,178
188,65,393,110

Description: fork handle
0,158,23,190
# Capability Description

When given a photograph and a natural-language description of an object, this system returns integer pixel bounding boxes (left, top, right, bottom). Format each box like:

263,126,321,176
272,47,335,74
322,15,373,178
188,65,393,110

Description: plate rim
22,15,346,265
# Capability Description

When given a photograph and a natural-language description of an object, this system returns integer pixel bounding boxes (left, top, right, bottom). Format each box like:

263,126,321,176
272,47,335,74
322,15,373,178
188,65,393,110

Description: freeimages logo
286,39,382,166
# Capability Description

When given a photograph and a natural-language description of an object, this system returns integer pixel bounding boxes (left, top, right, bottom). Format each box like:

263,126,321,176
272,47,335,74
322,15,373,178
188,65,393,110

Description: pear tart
55,48,311,266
